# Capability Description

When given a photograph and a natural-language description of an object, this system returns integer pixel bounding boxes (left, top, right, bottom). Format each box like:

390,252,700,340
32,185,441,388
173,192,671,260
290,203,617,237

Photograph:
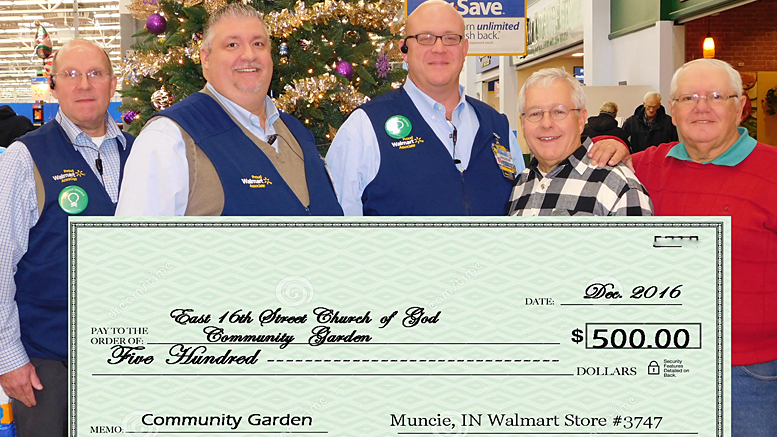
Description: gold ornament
264,0,404,38
128,0,159,21
120,42,202,85
384,38,404,62
151,86,174,110
273,73,369,114
389,15,405,35
327,124,338,139
183,0,203,6
203,0,228,14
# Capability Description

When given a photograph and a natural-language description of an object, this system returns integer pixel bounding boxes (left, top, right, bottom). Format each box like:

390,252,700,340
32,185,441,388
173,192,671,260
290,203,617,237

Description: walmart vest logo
53,169,86,183
391,136,425,150
242,175,273,188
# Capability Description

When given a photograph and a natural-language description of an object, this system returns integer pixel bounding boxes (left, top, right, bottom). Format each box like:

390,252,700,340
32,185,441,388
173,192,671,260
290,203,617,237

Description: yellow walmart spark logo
53,169,85,183
390,136,425,150
241,175,273,188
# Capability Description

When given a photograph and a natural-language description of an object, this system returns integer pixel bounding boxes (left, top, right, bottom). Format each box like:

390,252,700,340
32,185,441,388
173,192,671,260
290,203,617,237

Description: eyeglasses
54,70,113,83
672,92,739,107
404,33,464,46
522,105,581,123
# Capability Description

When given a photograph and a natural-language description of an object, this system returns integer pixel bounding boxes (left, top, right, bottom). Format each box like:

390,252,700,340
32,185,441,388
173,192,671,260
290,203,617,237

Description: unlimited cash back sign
406,0,527,56
70,217,731,436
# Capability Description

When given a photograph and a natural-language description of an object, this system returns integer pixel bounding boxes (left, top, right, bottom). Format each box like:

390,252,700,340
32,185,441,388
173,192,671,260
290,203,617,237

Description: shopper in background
582,101,629,148
116,3,341,216
0,105,34,149
508,68,652,217
614,58,776,437
623,91,678,153
0,39,134,436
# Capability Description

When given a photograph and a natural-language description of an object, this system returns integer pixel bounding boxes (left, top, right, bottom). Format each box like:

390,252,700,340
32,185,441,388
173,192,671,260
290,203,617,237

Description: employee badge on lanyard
491,133,517,180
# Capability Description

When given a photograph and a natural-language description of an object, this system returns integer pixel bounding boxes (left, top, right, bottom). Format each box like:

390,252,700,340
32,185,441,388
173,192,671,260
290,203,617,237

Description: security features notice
405,0,527,55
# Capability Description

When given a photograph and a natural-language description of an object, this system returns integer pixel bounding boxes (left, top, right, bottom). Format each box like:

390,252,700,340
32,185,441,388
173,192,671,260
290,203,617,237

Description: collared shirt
667,127,756,166
55,110,127,200
325,78,524,216
115,83,281,216
507,137,654,216
0,109,125,374
207,83,280,147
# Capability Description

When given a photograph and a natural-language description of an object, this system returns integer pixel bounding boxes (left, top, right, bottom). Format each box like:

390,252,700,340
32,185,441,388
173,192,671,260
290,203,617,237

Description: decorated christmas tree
118,0,408,150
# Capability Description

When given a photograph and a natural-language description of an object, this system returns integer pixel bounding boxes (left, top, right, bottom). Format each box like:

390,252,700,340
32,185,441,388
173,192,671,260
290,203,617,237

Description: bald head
407,0,465,35
51,39,113,76
402,0,468,103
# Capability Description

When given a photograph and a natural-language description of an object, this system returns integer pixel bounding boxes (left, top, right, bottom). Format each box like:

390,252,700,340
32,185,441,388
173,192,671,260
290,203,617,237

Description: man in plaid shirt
507,68,653,216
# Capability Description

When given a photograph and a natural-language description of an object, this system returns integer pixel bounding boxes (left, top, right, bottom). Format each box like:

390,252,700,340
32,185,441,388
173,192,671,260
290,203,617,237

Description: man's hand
588,138,633,171
0,362,43,407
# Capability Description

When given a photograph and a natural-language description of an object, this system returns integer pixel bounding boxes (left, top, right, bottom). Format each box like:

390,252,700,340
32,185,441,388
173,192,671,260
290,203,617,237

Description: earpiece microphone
49,76,56,90
400,37,408,54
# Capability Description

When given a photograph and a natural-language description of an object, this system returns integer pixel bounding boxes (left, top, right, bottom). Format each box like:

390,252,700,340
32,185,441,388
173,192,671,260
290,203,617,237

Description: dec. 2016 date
584,284,683,300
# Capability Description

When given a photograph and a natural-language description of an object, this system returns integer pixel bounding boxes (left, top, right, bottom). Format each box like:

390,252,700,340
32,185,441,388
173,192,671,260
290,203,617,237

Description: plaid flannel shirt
507,137,654,216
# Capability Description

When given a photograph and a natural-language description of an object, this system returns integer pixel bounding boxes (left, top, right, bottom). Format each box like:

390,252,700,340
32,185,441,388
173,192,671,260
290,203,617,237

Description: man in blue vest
115,3,342,216
0,39,133,436
326,0,627,216
325,0,524,216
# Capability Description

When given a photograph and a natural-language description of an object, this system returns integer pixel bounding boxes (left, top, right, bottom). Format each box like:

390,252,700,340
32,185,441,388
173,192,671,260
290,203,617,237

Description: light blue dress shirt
325,78,524,216
0,110,126,373
207,83,280,145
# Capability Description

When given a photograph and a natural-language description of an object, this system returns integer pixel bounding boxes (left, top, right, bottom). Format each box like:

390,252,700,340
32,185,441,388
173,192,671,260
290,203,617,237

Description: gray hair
643,91,661,102
51,39,113,75
599,101,618,115
202,3,267,52
669,58,742,99
518,68,586,114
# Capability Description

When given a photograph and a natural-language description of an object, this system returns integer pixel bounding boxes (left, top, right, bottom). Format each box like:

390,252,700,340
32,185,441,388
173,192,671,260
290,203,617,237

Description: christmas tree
119,0,408,150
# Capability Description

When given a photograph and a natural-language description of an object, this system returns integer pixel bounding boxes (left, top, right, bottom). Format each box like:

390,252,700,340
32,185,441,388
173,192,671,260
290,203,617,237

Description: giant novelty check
70,217,731,436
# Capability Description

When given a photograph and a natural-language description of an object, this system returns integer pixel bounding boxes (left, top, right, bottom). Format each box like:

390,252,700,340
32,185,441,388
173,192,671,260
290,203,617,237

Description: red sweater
633,142,777,365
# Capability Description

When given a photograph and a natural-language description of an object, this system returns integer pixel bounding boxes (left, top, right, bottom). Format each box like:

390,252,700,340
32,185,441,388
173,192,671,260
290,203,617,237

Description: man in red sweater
629,59,777,436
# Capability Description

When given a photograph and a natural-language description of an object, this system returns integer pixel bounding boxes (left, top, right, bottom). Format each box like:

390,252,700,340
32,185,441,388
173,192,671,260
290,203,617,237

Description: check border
69,219,727,436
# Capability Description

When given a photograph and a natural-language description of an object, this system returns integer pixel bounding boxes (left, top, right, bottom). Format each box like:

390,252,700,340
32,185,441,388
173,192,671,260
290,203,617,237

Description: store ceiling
0,0,121,101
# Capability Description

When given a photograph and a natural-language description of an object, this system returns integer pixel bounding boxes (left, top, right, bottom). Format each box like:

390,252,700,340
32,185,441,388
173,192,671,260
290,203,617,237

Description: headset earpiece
401,42,408,54
49,76,56,90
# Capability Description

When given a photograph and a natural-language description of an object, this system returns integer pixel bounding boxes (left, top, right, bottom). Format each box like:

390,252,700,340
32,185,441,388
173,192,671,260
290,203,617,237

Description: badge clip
491,134,516,181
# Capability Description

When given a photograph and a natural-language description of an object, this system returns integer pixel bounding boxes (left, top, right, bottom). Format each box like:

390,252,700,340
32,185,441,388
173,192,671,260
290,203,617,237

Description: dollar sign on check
571,328,584,344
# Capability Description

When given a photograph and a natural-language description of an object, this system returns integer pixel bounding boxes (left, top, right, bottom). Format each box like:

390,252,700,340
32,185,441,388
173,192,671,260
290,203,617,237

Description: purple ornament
335,60,354,80
122,110,138,124
146,13,167,35
376,54,390,79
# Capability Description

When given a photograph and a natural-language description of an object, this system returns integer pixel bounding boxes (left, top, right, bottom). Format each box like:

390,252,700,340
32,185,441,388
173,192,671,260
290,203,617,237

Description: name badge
491,135,517,180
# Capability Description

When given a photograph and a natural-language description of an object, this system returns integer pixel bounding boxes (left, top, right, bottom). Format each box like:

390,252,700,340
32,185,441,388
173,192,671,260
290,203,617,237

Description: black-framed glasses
522,105,581,123
404,33,464,46
54,70,113,84
672,92,739,107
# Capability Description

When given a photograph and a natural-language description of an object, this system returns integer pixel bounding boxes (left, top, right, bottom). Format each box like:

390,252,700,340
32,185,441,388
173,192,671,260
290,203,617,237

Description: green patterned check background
69,217,731,436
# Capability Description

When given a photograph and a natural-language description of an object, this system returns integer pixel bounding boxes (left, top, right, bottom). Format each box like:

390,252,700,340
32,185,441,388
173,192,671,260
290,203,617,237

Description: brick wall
685,0,777,71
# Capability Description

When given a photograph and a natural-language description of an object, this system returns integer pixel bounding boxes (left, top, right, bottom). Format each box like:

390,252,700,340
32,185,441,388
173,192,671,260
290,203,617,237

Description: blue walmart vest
15,121,133,361
361,87,513,215
156,93,342,216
